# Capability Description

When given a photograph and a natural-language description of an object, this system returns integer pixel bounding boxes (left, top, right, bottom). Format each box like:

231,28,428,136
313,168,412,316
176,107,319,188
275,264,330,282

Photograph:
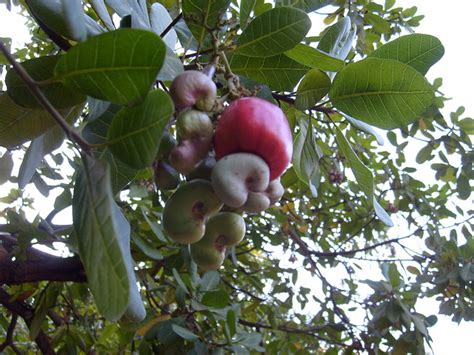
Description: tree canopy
0,0,472,354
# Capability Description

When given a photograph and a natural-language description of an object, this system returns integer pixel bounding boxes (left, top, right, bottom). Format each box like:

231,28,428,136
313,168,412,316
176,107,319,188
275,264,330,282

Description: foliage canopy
0,0,472,354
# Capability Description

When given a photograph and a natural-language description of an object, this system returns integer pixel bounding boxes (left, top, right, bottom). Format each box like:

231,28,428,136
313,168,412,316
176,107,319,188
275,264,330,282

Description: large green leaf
6,56,86,109
182,0,231,45
0,94,82,148
55,29,166,105
276,0,335,12
334,126,393,226
318,17,355,60
235,7,311,57
240,0,257,29
292,118,322,197
329,58,434,130
229,53,308,91
285,44,344,72
295,69,331,110
72,154,130,321
107,90,174,169
370,34,444,75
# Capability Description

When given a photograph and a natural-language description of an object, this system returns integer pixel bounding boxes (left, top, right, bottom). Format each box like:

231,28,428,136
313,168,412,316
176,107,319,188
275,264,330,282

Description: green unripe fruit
157,131,177,162
162,180,223,244
176,110,213,141
190,212,246,270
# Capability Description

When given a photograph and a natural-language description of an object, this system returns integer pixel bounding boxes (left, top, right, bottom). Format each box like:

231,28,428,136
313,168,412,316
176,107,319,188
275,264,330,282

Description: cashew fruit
241,179,284,213
211,153,270,208
186,156,216,181
214,97,293,180
157,131,177,161
169,70,216,111
169,110,213,174
190,212,246,270
162,180,223,244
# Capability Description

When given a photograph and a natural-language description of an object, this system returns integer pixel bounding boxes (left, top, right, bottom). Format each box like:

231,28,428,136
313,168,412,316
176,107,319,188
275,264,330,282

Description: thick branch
0,257,86,285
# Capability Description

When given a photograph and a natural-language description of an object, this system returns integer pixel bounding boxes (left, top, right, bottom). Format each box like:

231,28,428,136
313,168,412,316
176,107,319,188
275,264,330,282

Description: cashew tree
0,0,472,354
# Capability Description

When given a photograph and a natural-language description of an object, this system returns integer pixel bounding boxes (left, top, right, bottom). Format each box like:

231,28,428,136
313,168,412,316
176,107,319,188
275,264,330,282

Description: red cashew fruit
214,97,293,181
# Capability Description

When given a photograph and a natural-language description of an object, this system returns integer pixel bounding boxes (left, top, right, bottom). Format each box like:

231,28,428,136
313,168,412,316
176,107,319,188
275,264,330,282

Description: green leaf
334,126,394,226
200,271,220,292
107,90,173,169
55,29,166,105
229,53,308,92
0,151,13,184
365,13,391,34
235,7,311,57
276,0,335,12
370,34,444,75
457,174,471,200
329,58,434,130
240,0,257,29
133,234,164,260
18,126,65,189
343,114,385,145
226,309,237,337
29,283,63,339
182,0,231,45
292,118,322,197
6,56,86,109
285,44,344,72
458,117,474,135
0,94,82,148
295,69,331,110
172,268,189,295
318,17,355,60
171,324,199,341
72,154,130,321
0,37,11,65
415,144,434,164
201,290,229,308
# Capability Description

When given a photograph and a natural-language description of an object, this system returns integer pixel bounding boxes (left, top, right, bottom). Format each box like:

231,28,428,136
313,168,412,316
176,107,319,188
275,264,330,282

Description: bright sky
0,1,472,354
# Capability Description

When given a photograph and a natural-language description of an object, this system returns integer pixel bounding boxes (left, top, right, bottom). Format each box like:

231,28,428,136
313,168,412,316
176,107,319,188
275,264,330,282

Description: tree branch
160,13,183,38
0,288,55,355
0,41,90,154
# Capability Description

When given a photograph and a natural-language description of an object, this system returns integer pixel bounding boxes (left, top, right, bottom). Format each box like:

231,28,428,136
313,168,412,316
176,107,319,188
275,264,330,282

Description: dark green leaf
182,0,231,45
416,144,434,164
229,53,308,91
235,7,311,57
171,324,199,341
0,94,82,148
29,283,63,339
6,56,86,109
55,29,166,105
295,69,331,110
226,309,237,337
370,34,444,75
201,290,229,308
72,154,130,321
329,58,434,130
0,151,13,184
107,90,173,169
276,0,335,12
457,174,471,200
285,44,344,72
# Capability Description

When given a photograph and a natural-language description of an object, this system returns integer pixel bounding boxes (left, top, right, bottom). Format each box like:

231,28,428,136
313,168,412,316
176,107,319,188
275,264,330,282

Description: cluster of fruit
156,70,293,270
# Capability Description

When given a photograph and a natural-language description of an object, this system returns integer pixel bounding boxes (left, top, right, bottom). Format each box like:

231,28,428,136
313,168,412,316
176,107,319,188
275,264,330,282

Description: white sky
0,1,472,354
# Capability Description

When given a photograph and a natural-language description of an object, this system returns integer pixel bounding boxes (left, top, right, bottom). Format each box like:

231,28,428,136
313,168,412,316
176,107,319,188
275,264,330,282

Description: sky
0,1,472,354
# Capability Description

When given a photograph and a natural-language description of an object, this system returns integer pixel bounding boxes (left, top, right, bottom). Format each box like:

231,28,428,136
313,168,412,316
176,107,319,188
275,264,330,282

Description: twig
161,13,183,38
0,314,18,353
0,41,91,154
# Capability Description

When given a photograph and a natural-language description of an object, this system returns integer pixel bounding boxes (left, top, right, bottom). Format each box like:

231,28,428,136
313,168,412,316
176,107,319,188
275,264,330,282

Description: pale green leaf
72,154,130,321
295,69,331,110
182,0,231,45
286,44,344,72
240,0,257,29
292,118,322,197
236,7,311,57
171,324,199,341
370,34,444,75
276,0,335,12
0,94,82,148
55,29,166,105
334,126,394,226
107,90,173,169
0,151,13,184
329,58,434,130
343,114,385,145
318,17,354,60
229,53,308,91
